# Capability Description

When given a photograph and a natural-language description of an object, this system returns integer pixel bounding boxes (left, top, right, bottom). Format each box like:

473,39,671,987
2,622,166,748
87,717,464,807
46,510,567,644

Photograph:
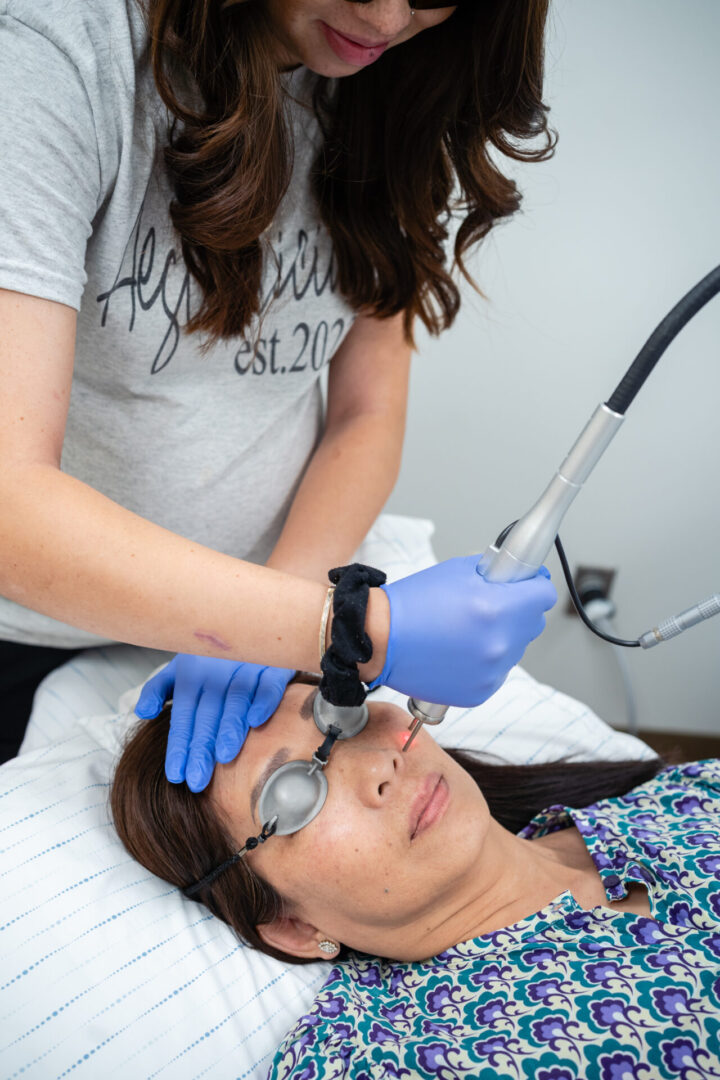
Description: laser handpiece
404,263,720,748
403,403,625,749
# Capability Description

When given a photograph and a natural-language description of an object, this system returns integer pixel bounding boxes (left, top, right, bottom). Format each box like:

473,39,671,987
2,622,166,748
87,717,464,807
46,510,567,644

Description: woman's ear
256,916,338,960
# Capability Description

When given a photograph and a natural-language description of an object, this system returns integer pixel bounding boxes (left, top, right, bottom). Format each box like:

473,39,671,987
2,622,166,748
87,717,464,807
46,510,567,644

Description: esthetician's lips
320,22,390,66
410,773,449,840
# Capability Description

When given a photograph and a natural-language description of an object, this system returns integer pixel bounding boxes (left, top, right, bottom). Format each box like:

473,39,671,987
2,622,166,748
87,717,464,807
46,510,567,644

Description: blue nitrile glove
135,656,295,793
367,555,556,706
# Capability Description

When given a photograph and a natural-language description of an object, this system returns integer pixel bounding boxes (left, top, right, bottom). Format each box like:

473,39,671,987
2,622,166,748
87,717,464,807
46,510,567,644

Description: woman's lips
320,22,390,66
410,774,449,839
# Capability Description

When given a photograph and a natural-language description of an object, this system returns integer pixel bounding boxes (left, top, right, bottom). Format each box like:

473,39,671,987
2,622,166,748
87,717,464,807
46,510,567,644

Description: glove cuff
365,583,393,691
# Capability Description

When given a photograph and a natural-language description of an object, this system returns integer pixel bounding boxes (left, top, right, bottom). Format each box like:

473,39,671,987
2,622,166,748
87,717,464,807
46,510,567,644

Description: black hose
554,535,639,648
492,521,639,647
491,265,720,647
606,263,720,415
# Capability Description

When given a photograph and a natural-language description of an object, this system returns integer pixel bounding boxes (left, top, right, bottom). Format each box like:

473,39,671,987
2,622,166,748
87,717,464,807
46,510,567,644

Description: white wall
386,0,720,734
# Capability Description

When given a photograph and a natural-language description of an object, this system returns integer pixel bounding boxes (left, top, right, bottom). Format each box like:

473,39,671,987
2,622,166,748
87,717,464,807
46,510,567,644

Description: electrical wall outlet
565,565,616,615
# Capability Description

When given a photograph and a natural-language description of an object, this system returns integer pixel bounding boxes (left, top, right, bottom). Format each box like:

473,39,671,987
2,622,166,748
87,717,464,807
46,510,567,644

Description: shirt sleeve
270,1016,370,1079
667,758,720,799
0,14,102,309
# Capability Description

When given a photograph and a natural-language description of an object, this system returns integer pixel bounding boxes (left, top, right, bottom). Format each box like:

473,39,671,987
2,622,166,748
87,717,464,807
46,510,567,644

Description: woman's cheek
303,813,361,873
301,810,395,887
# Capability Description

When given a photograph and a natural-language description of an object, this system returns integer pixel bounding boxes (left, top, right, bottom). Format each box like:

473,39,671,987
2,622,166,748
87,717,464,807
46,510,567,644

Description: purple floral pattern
270,761,720,1079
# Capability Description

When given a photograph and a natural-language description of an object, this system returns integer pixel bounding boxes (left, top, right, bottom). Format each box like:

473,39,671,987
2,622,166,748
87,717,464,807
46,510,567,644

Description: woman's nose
349,0,413,41
351,747,405,807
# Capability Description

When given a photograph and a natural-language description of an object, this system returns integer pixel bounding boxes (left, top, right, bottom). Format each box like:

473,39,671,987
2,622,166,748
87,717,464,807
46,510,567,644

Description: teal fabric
269,760,720,1079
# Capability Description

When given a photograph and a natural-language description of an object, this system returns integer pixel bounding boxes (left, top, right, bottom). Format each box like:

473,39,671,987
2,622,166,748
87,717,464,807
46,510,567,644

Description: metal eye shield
183,694,369,898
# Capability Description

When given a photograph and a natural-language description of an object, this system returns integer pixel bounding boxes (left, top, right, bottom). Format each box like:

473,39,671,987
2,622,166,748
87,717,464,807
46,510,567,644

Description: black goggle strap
183,814,278,900
307,724,341,776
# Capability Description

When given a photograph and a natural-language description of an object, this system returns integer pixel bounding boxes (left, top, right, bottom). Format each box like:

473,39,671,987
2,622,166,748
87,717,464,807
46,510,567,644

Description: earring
318,939,339,955
410,7,415,13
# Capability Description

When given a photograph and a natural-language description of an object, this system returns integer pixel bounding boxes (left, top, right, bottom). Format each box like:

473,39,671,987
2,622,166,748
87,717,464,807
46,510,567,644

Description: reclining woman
112,678,720,1078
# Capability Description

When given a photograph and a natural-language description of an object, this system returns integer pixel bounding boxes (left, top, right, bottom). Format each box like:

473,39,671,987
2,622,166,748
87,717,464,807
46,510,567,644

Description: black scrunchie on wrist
319,563,387,707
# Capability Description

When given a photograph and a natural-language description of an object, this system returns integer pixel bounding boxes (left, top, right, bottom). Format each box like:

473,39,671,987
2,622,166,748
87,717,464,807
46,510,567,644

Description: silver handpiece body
406,403,625,733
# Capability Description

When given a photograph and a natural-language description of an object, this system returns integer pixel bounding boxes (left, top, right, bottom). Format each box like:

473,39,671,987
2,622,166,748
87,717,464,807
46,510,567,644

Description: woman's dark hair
142,0,555,344
450,752,663,836
110,705,663,966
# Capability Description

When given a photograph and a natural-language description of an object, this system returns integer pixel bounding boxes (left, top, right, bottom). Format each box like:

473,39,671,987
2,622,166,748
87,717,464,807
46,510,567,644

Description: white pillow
1,514,654,1079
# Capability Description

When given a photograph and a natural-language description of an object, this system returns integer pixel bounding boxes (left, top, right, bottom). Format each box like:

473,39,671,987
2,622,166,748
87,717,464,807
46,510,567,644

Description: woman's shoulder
657,757,720,786
2,0,147,95
268,955,409,1077
621,758,720,807
564,758,720,878
268,964,358,1079
3,0,142,37
565,758,720,832
269,952,462,1078
2,0,156,209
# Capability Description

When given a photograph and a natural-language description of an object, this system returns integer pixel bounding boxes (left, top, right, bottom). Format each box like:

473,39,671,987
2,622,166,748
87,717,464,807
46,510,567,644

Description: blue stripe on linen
524,713,582,763
8,915,220,1076
228,969,331,1080
142,967,292,1078
5,916,220,1049
2,882,182,993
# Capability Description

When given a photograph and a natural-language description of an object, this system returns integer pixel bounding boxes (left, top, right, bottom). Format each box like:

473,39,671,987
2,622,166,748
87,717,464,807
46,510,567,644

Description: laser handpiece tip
402,721,422,752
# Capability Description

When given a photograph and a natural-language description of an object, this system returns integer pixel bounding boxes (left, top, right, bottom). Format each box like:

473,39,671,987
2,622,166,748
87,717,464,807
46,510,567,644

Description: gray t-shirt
0,0,355,646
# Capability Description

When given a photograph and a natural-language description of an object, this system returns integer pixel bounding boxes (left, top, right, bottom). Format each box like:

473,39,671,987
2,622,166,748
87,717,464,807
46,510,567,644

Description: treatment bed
0,515,654,1079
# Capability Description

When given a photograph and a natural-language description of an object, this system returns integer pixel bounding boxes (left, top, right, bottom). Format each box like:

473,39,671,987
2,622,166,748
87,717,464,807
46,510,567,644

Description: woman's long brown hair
142,0,555,344
110,706,663,965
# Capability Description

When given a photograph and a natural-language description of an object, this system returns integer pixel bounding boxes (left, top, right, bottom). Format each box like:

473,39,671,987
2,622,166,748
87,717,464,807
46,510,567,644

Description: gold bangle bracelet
318,586,335,668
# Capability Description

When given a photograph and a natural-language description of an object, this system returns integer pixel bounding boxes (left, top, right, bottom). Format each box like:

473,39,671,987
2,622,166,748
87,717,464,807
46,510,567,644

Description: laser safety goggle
183,694,368,898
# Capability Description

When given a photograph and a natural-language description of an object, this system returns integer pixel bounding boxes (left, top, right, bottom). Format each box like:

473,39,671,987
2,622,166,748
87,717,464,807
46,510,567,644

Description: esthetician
0,0,556,774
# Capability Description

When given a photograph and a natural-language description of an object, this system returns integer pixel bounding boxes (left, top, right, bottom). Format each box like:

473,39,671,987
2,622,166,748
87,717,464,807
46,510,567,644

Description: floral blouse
269,761,720,1080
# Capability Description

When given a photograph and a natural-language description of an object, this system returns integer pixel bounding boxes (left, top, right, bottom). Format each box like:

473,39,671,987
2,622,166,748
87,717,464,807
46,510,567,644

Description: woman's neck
371,820,622,963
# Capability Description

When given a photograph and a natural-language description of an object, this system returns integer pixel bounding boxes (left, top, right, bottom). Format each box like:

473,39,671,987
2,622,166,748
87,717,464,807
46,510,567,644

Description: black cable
492,267,720,650
554,534,640,648
493,520,639,646
493,521,517,548
606,263,720,415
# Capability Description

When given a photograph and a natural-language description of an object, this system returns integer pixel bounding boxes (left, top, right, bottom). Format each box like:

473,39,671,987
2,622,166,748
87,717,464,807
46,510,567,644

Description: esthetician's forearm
265,410,405,582
0,463,388,676
266,308,411,582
